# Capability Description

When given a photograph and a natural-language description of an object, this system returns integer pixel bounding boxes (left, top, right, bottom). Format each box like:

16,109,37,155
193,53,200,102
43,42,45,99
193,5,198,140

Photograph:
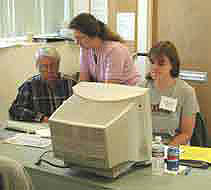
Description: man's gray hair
35,47,61,65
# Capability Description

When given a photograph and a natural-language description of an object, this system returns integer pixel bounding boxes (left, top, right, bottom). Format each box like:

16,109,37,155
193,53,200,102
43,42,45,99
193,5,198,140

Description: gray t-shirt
140,78,199,135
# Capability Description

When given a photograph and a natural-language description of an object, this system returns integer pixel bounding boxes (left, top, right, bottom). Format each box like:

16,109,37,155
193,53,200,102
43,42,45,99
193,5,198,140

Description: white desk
1,126,211,190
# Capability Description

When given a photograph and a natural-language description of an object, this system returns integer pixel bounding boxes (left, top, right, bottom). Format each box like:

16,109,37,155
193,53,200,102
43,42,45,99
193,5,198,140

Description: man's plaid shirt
9,73,77,122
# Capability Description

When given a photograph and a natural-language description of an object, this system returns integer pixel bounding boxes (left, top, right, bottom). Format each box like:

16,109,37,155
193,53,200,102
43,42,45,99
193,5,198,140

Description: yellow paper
180,145,211,163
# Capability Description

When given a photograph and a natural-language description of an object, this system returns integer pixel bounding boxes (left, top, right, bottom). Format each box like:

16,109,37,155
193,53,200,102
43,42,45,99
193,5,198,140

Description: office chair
190,112,209,147
132,52,149,58
0,174,3,190
0,156,33,190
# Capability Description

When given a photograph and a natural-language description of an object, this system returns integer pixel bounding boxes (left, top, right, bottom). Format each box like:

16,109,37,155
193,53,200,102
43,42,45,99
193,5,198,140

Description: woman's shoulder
81,47,91,55
176,78,196,95
176,78,194,89
103,41,129,55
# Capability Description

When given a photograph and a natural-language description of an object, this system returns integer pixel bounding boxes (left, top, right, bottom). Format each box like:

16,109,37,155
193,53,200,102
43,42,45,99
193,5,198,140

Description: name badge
159,96,178,112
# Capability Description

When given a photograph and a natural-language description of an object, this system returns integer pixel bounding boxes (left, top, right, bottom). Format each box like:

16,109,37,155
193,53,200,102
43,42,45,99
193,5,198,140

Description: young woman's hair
146,41,180,80
69,13,124,43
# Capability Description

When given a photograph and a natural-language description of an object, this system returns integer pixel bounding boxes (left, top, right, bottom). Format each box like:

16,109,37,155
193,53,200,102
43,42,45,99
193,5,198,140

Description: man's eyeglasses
38,63,58,72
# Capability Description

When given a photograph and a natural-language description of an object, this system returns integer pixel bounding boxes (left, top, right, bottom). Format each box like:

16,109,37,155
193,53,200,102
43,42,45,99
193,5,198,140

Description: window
0,0,73,38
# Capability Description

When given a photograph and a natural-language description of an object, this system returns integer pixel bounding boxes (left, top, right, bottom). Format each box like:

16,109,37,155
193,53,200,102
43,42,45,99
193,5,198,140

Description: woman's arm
79,48,91,82
169,114,196,146
169,85,199,146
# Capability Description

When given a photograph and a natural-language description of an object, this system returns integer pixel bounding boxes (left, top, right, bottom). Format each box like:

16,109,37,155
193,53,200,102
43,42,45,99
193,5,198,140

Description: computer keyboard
6,120,48,133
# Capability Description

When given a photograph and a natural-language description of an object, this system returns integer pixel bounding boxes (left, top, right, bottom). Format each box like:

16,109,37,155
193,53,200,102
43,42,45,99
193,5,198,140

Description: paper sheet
180,145,211,163
4,134,51,148
36,128,51,138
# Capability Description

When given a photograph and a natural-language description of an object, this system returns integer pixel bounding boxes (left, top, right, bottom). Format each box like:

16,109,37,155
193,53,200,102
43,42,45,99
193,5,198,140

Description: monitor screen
49,82,152,177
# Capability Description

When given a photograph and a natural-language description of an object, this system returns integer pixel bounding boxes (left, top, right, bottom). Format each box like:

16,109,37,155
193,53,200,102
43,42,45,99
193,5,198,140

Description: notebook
6,120,48,134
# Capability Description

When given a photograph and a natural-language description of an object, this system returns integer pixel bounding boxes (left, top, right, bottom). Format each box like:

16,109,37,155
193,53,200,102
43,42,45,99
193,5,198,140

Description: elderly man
9,47,77,123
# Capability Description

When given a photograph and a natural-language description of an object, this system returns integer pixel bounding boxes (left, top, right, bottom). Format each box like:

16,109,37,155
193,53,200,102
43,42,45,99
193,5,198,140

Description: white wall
0,42,80,122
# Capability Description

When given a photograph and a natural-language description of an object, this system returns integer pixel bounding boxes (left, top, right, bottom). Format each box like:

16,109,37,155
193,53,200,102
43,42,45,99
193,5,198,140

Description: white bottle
152,136,165,175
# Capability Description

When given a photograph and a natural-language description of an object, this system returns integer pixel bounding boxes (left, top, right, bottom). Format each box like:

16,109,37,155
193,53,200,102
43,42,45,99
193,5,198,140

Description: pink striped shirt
80,41,140,85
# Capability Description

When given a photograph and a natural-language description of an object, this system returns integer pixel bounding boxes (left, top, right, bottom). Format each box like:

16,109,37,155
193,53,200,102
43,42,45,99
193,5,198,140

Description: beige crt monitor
49,82,152,178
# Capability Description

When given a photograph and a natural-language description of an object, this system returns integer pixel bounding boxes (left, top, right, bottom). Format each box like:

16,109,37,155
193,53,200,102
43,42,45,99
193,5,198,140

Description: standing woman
141,41,199,146
69,13,140,85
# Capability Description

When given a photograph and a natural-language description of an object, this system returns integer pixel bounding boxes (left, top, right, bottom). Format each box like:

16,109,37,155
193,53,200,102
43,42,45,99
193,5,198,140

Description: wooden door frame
136,0,153,79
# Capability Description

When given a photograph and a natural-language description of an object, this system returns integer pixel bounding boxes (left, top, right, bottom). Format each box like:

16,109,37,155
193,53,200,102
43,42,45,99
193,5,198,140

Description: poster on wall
117,12,135,41
90,0,108,24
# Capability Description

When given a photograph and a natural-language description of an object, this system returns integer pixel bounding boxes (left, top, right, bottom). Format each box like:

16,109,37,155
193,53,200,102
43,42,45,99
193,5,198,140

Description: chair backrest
0,156,33,190
0,174,4,190
190,112,209,147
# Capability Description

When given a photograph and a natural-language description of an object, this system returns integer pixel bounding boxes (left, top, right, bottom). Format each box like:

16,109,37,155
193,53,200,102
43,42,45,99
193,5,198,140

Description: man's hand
41,116,49,123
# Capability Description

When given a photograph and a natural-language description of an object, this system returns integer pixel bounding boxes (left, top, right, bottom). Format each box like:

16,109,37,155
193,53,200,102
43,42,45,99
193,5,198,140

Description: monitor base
66,160,150,178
